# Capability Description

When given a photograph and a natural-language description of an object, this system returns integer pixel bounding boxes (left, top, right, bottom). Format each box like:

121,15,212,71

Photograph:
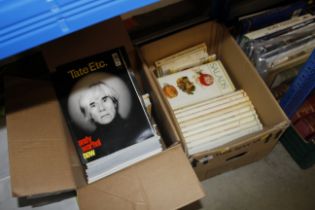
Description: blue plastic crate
280,49,315,118
0,0,158,60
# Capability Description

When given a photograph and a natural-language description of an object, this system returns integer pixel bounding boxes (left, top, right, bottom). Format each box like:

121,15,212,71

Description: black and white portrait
67,72,132,133
53,48,156,162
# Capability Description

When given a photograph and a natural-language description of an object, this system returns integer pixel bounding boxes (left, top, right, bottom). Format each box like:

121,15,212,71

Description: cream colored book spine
155,54,217,77
155,43,208,66
179,104,256,133
174,89,247,114
187,123,263,155
182,109,257,138
184,113,260,145
179,101,253,128
176,94,249,122
158,60,235,110
154,43,214,77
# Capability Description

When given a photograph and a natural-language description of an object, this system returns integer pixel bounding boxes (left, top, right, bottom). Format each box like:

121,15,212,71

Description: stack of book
52,47,162,183
154,44,263,155
238,12,315,97
291,91,315,144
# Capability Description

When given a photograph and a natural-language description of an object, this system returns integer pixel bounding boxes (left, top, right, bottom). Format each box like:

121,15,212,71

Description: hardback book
184,112,261,146
154,43,212,77
241,14,315,44
175,90,249,123
178,100,253,128
291,91,315,123
158,60,235,110
293,113,315,140
174,90,247,116
174,89,263,155
52,47,162,183
237,1,307,35
187,122,263,155
182,110,258,139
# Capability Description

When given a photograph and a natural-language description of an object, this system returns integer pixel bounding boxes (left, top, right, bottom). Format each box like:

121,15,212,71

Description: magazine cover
158,60,235,110
52,47,155,165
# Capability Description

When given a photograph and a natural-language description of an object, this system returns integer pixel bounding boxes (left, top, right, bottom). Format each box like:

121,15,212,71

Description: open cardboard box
4,17,204,210
138,21,291,181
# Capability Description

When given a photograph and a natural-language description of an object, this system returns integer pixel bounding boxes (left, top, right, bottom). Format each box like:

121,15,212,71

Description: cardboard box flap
5,17,205,209
4,77,76,196
4,77,205,208
42,17,134,70
77,145,204,210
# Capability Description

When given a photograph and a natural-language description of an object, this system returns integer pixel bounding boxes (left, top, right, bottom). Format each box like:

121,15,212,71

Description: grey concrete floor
183,143,315,210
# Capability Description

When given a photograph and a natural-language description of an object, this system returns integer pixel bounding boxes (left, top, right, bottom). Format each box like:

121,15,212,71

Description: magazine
52,47,162,183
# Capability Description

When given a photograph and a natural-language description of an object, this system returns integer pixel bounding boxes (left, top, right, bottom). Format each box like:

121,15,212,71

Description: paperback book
52,47,162,183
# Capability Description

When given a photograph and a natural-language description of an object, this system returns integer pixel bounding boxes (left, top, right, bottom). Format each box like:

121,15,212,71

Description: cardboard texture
5,17,204,209
5,78,76,197
139,21,290,181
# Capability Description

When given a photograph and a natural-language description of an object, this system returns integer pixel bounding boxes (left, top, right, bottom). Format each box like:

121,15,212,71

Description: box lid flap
77,145,204,210
42,17,135,70
4,77,76,196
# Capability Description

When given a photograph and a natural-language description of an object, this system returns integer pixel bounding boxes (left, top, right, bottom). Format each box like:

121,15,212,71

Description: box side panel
192,126,287,180
140,62,181,147
218,31,289,127
139,22,218,65
77,145,205,210
4,77,76,196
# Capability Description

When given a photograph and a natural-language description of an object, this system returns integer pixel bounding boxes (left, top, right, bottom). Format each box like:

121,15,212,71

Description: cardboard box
4,17,204,209
138,21,290,181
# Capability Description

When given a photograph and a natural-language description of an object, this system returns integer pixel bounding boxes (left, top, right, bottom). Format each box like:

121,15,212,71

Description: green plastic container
280,126,315,169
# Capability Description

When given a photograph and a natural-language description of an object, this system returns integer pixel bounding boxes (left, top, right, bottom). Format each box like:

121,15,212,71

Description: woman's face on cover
87,87,117,125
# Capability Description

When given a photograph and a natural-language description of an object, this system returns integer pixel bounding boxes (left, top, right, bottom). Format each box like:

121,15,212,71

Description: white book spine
187,124,263,155
180,105,256,133
174,89,246,114
176,95,250,122
179,101,253,127
182,110,257,138
184,113,260,145
155,43,208,66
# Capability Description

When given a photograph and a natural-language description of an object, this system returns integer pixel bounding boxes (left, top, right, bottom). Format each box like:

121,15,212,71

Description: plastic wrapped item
248,23,315,79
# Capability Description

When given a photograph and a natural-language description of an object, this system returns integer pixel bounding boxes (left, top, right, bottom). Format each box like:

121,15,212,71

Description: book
184,111,261,146
291,91,315,123
293,113,315,140
158,60,235,110
182,110,258,138
237,1,307,35
187,123,263,155
179,101,253,128
242,14,315,42
52,47,162,183
154,43,213,76
174,90,247,116
280,49,315,118
175,92,250,123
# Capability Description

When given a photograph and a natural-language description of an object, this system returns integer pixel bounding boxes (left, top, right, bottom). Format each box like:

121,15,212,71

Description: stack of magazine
154,44,263,155
52,47,162,183
239,13,315,99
